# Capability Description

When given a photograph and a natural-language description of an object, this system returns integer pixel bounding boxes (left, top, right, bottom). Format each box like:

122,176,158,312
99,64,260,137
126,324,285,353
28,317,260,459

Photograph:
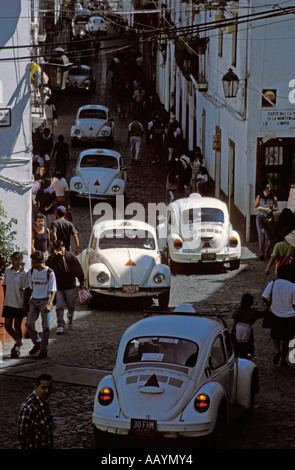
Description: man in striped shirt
18,374,54,449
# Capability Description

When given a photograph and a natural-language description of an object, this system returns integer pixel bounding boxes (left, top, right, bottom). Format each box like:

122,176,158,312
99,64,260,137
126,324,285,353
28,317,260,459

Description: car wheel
229,259,240,270
158,290,170,308
246,368,259,416
206,402,227,448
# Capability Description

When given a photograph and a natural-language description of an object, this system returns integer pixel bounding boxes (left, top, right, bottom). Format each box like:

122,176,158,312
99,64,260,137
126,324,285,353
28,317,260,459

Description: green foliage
0,200,19,278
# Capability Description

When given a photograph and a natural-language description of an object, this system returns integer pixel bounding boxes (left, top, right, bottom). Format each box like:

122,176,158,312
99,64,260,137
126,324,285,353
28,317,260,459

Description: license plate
201,253,216,261
122,285,139,294
130,418,157,435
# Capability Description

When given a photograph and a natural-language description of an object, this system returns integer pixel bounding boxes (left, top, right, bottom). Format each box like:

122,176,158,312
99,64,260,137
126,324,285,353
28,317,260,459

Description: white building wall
0,0,32,265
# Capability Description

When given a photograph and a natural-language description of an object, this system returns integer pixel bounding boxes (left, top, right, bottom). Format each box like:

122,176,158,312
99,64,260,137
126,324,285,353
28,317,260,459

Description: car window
182,208,224,224
69,67,90,76
79,109,107,120
210,335,226,370
98,229,156,250
123,336,198,367
80,155,118,169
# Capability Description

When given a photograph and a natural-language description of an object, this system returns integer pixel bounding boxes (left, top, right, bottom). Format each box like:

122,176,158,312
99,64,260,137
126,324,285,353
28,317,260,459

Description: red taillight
98,387,114,406
194,393,210,412
174,238,183,249
229,236,238,248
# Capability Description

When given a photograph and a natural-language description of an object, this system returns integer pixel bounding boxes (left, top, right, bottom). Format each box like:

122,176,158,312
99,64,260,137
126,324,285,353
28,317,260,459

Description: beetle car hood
116,368,196,420
78,168,119,192
181,222,227,252
68,75,89,86
77,118,107,136
98,248,156,285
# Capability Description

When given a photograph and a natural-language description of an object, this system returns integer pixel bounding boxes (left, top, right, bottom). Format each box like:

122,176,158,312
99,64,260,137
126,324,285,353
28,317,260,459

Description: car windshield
80,154,118,169
98,229,156,250
182,208,224,224
69,67,90,76
123,336,198,367
79,109,107,119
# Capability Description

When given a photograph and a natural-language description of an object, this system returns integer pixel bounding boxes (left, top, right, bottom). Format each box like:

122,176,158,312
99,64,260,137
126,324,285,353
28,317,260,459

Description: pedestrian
51,206,80,255
35,177,57,229
128,116,144,162
196,166,209,196
47,240,85,334
254,184,279,260
232,293,263,359
190,147,203,192
272,208,295,246
132,82,146,118
107,54,121,88
165,157,184,203
262,264,295,367
166,112,183,161
18,374,54,449
32,166,47,218
179,154,192,196
39,127,53,170
44,98,57,134
116,79,129,119
50,170,71,220
148,113,165,164
265,228,295,280
2,252,27,358
52,135,69,178
25,251,56,359
32,213,51,260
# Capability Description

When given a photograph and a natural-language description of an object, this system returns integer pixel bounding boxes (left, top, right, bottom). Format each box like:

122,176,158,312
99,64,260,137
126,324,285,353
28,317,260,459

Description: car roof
79,148,121,159
119,314,223,346
90,16,105,20
77,104,109,112
70,64,91,71
169,194,228,212
92,219,158,237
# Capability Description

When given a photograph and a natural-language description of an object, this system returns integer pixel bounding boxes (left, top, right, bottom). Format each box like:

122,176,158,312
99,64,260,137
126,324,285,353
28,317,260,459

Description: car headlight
173,238,183,249
112,185,120,192
74,182,83,189
229,236,238,248
98,387,114,406
101,128,110,136
74,129,80,135
194,394,210,413
153,273,165,283
97,271,109,283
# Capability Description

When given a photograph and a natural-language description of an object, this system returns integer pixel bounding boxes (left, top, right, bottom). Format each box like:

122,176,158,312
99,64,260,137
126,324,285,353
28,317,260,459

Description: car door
209,333,236,410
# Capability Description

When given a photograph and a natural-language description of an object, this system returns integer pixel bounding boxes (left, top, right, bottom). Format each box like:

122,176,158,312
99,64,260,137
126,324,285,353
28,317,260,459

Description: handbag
78,287,92,304
262,280,275,328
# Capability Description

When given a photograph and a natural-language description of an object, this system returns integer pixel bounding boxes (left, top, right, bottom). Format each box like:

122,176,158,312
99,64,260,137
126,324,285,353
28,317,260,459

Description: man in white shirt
262,264,295,367
25,251,56,359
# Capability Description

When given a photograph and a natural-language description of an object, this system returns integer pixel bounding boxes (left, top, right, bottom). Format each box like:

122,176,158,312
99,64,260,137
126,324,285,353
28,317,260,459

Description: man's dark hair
277,264,292,280
43,178,52,188
241,293,254,308
51,240,64,252
35,374,53,386
35,212,45,221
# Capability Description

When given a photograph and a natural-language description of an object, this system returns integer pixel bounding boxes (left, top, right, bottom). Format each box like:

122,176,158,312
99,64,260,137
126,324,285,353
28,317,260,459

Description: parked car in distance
86,16,107,35
66,65,96,92
157,193,241,272
71,104,114,146
92,304,259,447
72,10,92,38
70,148,126,201
81,219,171,307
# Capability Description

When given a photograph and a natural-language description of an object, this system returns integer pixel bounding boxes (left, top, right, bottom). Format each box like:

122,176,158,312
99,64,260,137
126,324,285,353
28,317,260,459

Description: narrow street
1,25,295,454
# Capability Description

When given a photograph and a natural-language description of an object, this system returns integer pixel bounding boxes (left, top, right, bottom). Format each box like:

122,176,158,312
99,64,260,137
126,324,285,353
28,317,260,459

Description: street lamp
43,47,72,90
222,68,239,98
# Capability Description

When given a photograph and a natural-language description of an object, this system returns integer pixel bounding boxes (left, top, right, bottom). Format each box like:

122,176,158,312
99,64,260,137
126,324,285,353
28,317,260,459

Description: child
232,293,264,359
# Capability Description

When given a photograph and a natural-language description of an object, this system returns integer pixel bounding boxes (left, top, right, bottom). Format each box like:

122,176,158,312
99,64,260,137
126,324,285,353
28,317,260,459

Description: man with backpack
148,113,165,164
25,251,56,359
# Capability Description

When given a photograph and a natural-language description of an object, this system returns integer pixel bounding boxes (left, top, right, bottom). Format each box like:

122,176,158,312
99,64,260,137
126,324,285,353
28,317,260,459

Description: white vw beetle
86,16,108,35
81,219,171,306
157,194,241,272
71,104,114,146
92,305,259,447
70,148,127,201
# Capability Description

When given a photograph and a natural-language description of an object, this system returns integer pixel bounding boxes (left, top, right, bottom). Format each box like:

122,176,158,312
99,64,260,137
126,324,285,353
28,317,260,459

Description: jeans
130,136,142,160
256,214,274,257
56,288,76,328
26,298,52,352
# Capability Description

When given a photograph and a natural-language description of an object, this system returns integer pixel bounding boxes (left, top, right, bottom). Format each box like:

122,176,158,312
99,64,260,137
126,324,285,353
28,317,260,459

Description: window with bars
264,145,292,200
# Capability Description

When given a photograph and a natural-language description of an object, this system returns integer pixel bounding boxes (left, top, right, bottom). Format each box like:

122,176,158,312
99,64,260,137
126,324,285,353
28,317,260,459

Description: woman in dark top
32,213,50,259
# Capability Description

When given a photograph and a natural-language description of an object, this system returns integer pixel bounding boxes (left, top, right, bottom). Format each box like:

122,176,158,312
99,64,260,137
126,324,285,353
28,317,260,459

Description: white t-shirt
50,177,69,197
3,266,27,309
27,268,56,299
262,279,295,318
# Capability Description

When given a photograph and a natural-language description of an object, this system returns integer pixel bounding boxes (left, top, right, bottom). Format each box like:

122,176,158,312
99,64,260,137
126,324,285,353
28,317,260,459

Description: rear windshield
182,208,224,224
80,155,118,168
79,109,107,120
98,229,156,250
123,336,198,367
69,67,90,76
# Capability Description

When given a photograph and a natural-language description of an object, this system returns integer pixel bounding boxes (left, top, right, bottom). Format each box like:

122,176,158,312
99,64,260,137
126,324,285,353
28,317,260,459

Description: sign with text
261,109,295,130
0,108,11,127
